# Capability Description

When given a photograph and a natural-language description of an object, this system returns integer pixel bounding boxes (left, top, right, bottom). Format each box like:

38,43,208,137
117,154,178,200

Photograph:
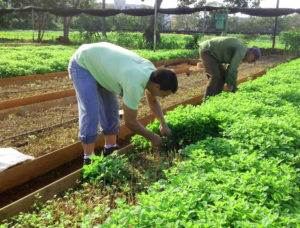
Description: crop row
1,59,299,227
0,30,285,49
0,45,198,78
101,59,300,226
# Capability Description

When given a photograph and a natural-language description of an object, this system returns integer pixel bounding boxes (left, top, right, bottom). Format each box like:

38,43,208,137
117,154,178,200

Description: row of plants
1,58,299,226
0,30,287,49
100,59,300,226
0,31,195,49
280,27,300,55
0,46,198,78
231,33,285,49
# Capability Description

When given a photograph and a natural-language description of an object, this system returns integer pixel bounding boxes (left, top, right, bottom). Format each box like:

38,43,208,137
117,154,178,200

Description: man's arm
145,91,171,136
123,104,162,147
225,49,245,89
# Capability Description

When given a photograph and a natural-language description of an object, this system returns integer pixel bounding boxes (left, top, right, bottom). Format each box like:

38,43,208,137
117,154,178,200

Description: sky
107,0,300,9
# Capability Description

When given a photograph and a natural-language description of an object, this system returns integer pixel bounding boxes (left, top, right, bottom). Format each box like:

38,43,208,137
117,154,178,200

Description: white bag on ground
0,148,34,172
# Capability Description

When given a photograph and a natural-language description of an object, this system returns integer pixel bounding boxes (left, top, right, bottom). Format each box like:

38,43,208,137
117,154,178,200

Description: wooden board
0,142,83,193
0,72,68,85
0,89,76,111
0,169,81,222
0,144,134,222
0,96,77,121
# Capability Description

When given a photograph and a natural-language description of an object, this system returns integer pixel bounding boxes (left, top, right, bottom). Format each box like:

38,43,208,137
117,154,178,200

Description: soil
0,55,289,158
0,76,73,101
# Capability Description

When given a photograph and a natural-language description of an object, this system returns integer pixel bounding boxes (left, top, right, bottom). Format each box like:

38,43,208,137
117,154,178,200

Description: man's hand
226,85,238,93
150,133,163,147
160,125,172,137
123,104,164,147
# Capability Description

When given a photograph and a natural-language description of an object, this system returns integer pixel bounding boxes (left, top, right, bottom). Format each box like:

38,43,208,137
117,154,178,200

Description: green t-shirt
199,37,248,87
72,42,156,110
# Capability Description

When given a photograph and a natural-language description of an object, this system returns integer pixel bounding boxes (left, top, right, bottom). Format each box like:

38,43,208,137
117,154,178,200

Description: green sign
215,13,228,30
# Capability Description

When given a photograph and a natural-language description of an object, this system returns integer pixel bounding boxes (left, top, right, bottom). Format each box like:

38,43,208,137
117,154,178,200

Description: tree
59,0,92,43
223,0,260,8
143,0,163,45
0,0,11,28
8,0,58,42
172,13,201,31
177,0,206,7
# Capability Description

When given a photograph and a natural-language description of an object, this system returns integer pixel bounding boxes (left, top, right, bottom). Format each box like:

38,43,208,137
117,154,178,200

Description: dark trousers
200,51,226,98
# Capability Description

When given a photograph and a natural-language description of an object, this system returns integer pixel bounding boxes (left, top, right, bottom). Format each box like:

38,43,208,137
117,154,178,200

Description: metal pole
32,8,35,41
223,10,228,37
153,0,158,52
272,0,280,49
202,7,206,42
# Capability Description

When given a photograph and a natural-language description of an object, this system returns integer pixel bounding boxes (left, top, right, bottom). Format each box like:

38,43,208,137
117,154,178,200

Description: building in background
114,0,126,9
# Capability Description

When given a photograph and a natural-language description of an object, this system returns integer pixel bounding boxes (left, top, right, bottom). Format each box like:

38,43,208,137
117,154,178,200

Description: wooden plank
0,72,68,85
0,96,77,121
0,142,83,193
0,169,81,222
153,57,192,67
117,144,133,155
0,89,76,111
0,144,134,222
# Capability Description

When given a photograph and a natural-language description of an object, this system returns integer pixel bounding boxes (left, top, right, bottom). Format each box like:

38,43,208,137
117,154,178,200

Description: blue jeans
68,59,120,144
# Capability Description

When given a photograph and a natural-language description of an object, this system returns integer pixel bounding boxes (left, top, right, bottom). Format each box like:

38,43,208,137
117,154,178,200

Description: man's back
72,42,156,110
199,37,248,64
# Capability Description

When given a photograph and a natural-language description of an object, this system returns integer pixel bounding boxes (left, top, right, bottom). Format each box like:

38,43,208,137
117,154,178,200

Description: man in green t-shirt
199,37,261,97
68,42,178,165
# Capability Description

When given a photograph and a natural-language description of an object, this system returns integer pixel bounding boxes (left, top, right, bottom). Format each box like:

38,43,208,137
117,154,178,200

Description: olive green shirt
199,37,248,87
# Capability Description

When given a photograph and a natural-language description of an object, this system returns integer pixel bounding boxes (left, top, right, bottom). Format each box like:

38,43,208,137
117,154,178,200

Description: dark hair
150,68,178,93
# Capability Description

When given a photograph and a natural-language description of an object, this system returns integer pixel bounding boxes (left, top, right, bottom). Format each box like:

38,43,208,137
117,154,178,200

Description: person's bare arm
145,91,171,136
123,104,162,147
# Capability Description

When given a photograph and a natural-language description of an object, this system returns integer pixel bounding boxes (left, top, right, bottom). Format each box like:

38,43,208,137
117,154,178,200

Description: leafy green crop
131,105,223,152
101,139,299,227
82,154,133,186
0,46,198,78
98,59,300,227
280,27,300,55
2,58,299,227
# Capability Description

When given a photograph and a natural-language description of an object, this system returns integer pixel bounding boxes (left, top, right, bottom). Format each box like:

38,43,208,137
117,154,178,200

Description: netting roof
0,6,299,17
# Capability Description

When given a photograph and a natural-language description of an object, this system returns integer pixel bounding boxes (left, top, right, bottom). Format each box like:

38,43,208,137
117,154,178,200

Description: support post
272,0,280,49
153,0,158,52
31,8,35,41
202,7,207,42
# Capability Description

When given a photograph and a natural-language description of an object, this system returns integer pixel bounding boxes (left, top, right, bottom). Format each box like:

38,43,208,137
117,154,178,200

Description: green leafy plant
81,154,132,186
184,33,200,50
0,46,198,78
280,27,300,55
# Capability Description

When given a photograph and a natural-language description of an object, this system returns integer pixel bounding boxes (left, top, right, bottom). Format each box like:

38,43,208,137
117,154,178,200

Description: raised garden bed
0,55,288,157
1,58,299,226
0,54,292,205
